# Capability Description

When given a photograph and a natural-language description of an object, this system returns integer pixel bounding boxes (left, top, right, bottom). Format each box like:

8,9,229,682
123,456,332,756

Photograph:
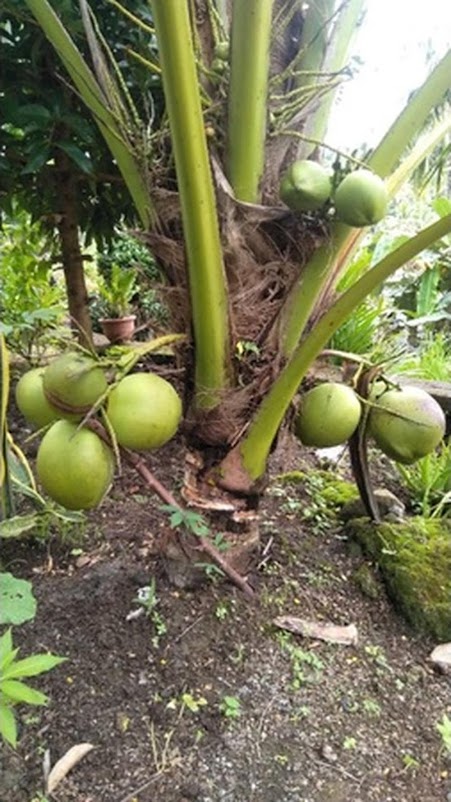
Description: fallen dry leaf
47,743,95,794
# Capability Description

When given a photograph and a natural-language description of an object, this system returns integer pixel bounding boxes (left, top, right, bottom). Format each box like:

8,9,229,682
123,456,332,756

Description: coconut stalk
279,47,451,357
0,335,11,515
227,0,274,201
24,0,154,230
220,213,451,488
150,0,230,408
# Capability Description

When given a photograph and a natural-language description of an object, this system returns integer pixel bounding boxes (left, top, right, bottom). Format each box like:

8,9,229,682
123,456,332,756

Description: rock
429,643,451,674
341,488,405,522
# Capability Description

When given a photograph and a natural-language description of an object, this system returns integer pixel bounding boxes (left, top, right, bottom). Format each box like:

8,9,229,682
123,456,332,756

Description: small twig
171,614,205,645
312,758,361,783
116,769,166,802
89,420,255,598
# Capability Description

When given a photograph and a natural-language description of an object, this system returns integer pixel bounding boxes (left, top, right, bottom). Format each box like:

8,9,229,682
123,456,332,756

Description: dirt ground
1,427,451,802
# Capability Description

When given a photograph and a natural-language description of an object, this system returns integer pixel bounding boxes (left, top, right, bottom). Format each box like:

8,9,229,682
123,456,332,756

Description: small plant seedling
195,562,225,582
277,633,325,689
274,753,289,765
162,505,210,537
343,736,357,750
401,752,420,772
134,580,167,647
167,692,208,717
219,695,241,719
362,698,382,717
229,644,246,665
364,644,390,671
290,705,311,722
180,692,208,714
0,629,66,747
436,713,451,755
162,505,229,581
215,600,235,620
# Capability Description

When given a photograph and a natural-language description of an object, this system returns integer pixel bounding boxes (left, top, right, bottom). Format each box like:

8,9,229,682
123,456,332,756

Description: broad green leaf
13,104,53,127
56,141,94,173
2,653,66,680
433,196,451,218
0,629,13,666
0,514,40,539
63,113,95,142
0,702,17,747
21,146,52,174
0,573,37,625
1,680,48,706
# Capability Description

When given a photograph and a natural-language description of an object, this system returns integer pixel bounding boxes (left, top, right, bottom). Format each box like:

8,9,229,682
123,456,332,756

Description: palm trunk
54,149,93,349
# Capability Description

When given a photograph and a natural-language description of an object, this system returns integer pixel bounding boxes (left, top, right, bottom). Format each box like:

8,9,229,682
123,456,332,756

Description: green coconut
15,368,60,429
280,160,332,212
334,169,388,227
295,382,362,447
368,386,446,464
106,372,182,451
37,420,114,510
43,352,107,419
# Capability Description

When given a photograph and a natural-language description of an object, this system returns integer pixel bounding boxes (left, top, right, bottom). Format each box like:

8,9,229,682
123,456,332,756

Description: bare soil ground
1,428,451,802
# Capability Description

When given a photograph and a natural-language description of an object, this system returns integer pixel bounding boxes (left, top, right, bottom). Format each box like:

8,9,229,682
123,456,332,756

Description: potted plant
97,263,137,343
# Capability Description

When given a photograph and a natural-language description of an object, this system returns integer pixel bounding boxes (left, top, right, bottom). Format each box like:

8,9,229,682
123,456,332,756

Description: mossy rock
276,470,358,509
347,517,451,639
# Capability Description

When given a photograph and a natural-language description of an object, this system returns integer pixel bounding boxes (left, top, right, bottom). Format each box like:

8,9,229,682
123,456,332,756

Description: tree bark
54,148,93,349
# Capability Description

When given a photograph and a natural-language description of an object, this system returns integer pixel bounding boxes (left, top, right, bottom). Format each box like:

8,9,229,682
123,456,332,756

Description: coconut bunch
15,352,182,510
295,380,445,464
279,160,388,227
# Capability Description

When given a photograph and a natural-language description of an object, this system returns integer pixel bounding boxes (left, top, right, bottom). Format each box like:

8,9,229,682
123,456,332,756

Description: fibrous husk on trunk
138,166,328,448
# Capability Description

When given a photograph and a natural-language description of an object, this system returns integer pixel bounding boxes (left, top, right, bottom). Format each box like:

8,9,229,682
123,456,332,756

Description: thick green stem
239,213,451,481
227,0,273,201
24,0,153,230
151,0,230,407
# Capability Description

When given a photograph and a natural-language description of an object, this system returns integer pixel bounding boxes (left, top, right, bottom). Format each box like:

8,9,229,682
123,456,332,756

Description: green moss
348,517,451,639
352,563,381,600
276,470,307,484
320,479,359,508
276,469,358,509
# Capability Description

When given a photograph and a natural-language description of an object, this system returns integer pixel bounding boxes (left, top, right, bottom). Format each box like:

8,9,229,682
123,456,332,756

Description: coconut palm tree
23,0,451,581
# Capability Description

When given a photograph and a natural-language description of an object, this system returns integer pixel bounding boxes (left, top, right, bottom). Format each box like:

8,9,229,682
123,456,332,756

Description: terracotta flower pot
99,315,136,344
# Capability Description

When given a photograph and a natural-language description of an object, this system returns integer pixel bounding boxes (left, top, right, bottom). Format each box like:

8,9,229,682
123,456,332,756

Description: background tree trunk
54,148,93,348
